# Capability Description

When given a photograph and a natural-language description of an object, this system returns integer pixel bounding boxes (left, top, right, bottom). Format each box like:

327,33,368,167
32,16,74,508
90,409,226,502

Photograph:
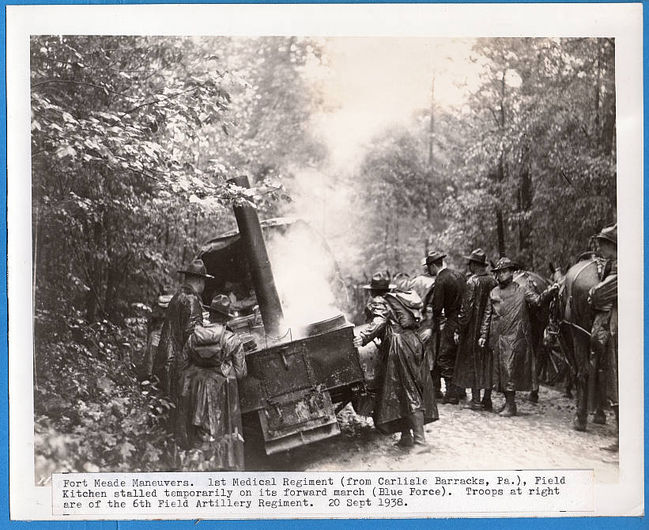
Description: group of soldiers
149,224,618,466
152,258,248,470
354,224,618,452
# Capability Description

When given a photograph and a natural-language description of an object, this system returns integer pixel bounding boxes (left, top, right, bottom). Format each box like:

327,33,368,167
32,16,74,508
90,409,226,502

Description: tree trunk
517,142,533,262
394,215,401,271
494,67,508,257
495,154,506,257
496,208,506,257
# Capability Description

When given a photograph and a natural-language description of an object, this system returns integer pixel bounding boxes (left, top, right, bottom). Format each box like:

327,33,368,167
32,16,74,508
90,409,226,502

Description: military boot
468,388,482,410
592,409,607,425
397,429,414,448
527,390,539,404
499,391,517,417
573,381,588,432
481,389,493,412
410,411,426,446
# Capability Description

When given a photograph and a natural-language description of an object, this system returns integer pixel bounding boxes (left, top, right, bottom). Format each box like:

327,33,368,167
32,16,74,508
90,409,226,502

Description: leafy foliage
32,36,617,475
32,36,325,476
353,38,616,274
34,308,173,483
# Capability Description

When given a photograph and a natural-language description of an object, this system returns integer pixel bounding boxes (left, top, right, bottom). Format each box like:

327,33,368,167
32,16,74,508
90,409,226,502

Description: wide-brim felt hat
492,257,517,272
362,271,396,291
595,224,617,245
463,248,487,265
178,258,214,279
205,294,235,318
425,251,447,266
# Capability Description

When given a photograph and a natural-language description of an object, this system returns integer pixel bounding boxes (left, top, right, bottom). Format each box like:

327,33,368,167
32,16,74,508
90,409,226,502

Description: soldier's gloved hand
453,331,460,344
353,336,363,349
478,337,486,348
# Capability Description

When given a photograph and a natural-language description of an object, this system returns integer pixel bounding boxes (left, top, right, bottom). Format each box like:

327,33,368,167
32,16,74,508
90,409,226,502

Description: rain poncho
358,291,438,433
480,281,554,392
454,271,497,389
156,283,204,396
176,323,247,470
589,259,618,405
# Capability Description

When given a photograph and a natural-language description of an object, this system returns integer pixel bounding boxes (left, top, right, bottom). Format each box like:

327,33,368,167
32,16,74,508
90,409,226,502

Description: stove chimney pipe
229,176,284,336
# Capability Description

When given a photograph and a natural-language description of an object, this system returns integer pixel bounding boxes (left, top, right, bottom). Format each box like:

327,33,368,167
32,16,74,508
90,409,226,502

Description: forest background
31,36,616,478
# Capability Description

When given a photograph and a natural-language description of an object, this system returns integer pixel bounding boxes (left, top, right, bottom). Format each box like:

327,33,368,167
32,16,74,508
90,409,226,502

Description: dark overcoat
480,281,554,392
155,283,204,396
454,272,497,389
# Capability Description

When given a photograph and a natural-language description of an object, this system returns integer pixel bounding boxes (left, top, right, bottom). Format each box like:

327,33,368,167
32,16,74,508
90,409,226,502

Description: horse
552,257,606,430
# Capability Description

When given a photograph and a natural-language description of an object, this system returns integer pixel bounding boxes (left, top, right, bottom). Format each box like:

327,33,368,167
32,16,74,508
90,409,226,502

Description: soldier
353,272,438,447
420,251,466,404
412,258,438,395
479,257,558,416
511,261,551,404
454,249,498,411
410,258,435,302
141,294,172,379
589,225,618,453
176,294,247,469
156,259,213,397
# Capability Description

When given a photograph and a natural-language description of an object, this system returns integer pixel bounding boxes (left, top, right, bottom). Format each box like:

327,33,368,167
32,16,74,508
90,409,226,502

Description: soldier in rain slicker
156,259,212,397
589,225,618,453
454,249,498,411
176,294,247,469
354,272,438,447
479,257,558,416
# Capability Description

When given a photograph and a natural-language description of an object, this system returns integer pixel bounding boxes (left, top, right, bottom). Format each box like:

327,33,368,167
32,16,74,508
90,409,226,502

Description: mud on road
246,385,619,483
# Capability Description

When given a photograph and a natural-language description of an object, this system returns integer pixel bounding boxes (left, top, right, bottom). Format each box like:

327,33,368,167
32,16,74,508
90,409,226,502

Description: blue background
0,0,645,528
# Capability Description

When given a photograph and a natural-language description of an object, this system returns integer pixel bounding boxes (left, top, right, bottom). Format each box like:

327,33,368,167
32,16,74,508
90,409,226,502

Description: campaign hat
463,248,487,266
178,258,214,279
362,271,396,291
205,294,235,318
595,224,617,246
425,250,447,266
491,257,517,272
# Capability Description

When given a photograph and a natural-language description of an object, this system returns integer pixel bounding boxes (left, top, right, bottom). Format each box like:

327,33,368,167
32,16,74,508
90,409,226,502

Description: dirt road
247,385,619,483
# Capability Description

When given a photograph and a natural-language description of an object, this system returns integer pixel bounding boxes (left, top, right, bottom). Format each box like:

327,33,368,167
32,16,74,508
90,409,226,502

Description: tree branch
120,86,198,117
31,78,112,93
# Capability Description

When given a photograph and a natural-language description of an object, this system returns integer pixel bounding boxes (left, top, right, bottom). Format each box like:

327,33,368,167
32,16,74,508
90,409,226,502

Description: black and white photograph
7,2,643,520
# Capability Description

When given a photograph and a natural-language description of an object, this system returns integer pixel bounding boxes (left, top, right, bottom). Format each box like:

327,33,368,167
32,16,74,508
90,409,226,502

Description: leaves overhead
351,37,616,275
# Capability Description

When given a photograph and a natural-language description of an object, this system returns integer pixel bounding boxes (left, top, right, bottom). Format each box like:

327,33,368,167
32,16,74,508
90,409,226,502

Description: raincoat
514,270,550,391
454,271,497,389
480,281,554,392
589,259,618,406
176,323,247,470
156,284,204,396
358,291,438,434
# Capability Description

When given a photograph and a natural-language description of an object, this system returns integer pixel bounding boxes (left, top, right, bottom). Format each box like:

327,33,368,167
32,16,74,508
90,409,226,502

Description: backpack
386,290,423,324
186,324,226,368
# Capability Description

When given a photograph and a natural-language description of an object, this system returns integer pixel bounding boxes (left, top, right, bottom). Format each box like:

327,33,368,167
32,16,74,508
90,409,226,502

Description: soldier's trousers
437,323,458,380
590,310,614,408
598,308,619,407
